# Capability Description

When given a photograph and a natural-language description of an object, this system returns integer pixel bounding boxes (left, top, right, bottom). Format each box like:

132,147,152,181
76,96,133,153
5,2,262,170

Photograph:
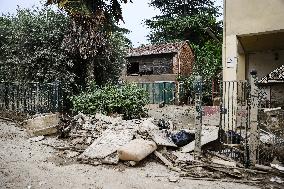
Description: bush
71,83,149,119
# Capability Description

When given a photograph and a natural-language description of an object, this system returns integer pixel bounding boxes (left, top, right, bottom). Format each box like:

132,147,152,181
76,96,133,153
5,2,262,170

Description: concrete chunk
24,113,60,136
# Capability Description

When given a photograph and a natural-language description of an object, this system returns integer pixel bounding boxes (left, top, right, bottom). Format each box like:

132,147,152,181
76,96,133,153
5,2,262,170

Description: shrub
71,83,149,119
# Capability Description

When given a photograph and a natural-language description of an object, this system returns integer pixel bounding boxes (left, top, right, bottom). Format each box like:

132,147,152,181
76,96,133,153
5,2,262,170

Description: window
127,62,139,75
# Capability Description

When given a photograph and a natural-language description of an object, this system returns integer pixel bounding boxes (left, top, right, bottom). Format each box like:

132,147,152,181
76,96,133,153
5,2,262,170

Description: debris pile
25,113,284,186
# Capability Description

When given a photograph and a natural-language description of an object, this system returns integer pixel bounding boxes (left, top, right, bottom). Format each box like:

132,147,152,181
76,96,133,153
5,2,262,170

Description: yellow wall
225,0,284,36
248,50,284,79
223,0,284,81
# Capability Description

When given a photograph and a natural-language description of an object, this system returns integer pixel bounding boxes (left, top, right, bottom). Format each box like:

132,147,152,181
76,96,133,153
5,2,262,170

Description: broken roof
127,41,189,57
259,65,284,84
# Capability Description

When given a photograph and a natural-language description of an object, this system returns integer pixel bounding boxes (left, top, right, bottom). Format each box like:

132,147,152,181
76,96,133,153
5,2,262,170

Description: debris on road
16,111,283,187
23,113,60,136
181,126,219,152
118,139,157,161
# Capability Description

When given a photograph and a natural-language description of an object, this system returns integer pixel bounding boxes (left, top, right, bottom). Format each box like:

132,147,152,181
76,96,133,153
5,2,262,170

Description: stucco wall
247,50,284,79
225,0,284,36
223,0,284,81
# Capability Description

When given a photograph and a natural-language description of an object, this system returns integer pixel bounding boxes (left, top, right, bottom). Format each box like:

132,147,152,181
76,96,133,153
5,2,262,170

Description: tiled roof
259,65,284,84
127,41,188,57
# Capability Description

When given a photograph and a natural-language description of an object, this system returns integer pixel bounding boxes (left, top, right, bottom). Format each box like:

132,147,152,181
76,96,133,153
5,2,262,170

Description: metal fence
0,81,63,114
137,82,178,104
213,75,284,167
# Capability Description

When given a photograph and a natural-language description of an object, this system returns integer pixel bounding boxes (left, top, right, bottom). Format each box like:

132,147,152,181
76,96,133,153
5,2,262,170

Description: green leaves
145,0,223,103
71,83,149,120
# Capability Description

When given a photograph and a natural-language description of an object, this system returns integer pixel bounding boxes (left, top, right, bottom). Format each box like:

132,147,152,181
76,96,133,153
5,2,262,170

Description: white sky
0,0,223,47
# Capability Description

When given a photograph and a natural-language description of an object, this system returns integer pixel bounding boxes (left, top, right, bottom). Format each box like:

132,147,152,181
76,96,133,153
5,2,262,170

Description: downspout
223,0,226,80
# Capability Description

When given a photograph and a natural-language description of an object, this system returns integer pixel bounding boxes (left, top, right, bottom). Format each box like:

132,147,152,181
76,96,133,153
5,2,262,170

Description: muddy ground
0,120,260,189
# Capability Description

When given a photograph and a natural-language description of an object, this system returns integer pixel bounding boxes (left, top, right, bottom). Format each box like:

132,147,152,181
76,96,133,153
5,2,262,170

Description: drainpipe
223,0,227,80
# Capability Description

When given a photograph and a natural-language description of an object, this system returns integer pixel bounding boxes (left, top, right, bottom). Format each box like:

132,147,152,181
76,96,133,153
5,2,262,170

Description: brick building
121,41,194,83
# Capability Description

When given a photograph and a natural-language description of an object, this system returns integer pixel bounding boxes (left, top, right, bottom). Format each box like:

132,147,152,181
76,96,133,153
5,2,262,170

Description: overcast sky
0,0,223,47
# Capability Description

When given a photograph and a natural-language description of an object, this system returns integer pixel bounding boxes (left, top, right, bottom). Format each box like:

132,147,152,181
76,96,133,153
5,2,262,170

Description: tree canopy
0,6,130,94
145,0,222,45
145,0,223,101
45,0,132,84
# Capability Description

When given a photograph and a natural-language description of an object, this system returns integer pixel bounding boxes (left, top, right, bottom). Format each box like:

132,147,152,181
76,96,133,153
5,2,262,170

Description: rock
80,129,134,160
181,126,219,153
118,139,157,162
85,137,92,145
168,176,179,183
65,150,80,158
23,113,59,136
29,136,44,142
270,176,283,184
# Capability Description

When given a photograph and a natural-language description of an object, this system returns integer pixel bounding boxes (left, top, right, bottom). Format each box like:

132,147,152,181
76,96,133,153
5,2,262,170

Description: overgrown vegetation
71,83,149,120
0,6,130,96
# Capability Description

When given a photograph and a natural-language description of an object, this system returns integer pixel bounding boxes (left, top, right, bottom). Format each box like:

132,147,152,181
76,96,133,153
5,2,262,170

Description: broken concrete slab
80,129,134,160
181,126,219,153
24,113,60,136
151,130,177,147
118,139,157,161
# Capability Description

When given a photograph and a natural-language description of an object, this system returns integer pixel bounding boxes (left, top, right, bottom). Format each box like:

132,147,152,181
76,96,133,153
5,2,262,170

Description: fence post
194,76,203,158
249,70,259,166
52,81,59,112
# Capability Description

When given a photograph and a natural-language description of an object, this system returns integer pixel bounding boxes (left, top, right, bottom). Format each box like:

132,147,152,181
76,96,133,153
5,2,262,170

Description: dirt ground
0,120,260,189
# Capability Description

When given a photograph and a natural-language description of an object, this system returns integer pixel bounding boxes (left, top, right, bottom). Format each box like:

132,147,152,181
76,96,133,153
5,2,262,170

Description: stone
168,176,179,183
29,136,44,142
24,113,60,136
65,150,80,158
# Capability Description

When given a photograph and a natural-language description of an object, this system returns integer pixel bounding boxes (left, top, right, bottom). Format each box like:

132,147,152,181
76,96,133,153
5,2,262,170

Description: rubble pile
25,113,284,186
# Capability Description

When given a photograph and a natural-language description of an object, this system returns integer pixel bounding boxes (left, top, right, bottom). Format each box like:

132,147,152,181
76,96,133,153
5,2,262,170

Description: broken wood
154,151,181,172
181,177,261,184
254,164,273,172
211,158,237,167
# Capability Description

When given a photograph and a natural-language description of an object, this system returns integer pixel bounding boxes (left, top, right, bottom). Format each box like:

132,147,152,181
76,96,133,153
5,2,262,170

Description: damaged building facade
223,0,284,108
122,41,194,83
121,41,194,104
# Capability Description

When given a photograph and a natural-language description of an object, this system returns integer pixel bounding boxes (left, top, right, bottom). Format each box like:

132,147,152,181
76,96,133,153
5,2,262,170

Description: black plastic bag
171,130,195,147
